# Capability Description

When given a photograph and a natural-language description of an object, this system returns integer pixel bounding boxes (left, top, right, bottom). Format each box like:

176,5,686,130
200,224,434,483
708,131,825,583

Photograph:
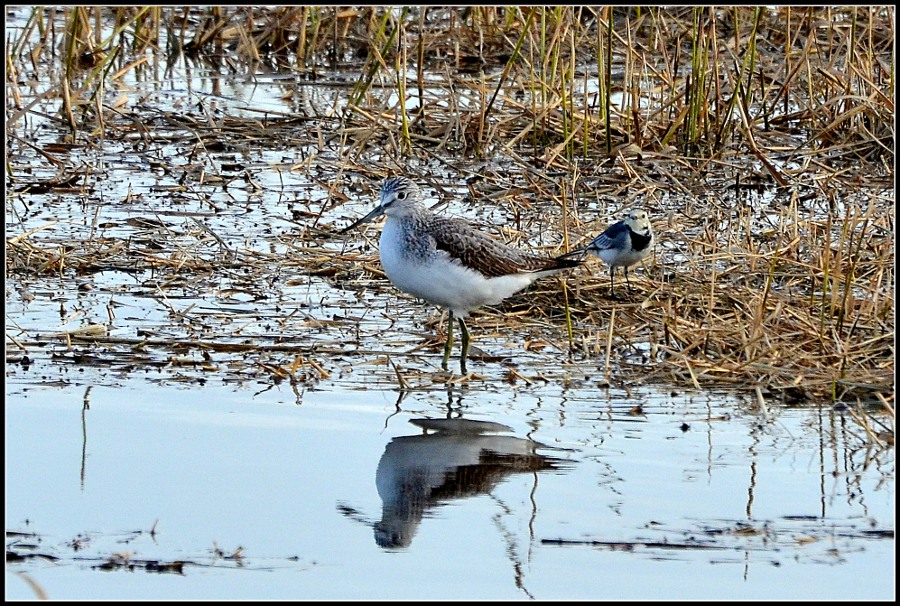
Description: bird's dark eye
397,191,407,200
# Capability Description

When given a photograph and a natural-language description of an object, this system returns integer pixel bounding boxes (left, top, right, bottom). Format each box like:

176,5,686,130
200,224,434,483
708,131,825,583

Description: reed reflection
374,418,567,549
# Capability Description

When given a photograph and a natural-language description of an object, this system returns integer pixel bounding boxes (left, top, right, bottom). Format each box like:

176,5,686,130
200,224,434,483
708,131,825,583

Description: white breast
379,219,540,317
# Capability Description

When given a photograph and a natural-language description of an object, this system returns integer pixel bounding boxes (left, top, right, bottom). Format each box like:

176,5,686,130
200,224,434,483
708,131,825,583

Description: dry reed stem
5,6,894,408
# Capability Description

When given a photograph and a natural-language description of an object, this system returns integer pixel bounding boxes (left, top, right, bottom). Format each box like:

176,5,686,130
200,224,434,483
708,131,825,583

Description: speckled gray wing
427,215,573,277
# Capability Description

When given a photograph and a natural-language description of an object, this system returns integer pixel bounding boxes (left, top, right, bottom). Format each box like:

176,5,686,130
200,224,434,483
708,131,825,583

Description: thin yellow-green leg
458,316,470,375
441,310,454,371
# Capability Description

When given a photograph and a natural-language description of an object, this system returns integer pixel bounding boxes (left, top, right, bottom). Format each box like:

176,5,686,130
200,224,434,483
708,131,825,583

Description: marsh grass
5,7,894,413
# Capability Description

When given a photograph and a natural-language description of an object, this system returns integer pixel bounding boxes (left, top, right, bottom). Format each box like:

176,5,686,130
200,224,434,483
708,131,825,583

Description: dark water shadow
339,417,572,550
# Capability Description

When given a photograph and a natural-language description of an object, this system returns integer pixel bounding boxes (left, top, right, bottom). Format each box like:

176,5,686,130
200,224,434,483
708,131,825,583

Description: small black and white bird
561,209,654,297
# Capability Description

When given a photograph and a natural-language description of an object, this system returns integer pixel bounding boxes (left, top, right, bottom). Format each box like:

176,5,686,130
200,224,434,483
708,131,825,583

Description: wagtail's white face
624,209,652,235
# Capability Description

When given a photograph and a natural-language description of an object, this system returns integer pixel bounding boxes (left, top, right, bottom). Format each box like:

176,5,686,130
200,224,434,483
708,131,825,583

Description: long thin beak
340,205,385,234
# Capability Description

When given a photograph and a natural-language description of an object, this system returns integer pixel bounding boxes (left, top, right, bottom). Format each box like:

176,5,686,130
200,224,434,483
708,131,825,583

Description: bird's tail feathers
555,247,590,263
549,252,585,269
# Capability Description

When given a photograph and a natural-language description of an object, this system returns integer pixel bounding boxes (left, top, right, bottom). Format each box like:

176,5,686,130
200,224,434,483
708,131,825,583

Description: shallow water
5,7,894,600
5,373,894,600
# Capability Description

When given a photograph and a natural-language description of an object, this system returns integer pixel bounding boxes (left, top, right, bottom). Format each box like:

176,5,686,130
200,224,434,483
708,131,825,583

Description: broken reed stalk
604,307,616,384
559,172,576,352
601,8,612,155
395,20,410,154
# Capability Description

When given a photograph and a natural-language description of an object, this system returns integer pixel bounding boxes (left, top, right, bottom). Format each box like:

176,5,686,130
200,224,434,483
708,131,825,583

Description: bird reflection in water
373,418,567,549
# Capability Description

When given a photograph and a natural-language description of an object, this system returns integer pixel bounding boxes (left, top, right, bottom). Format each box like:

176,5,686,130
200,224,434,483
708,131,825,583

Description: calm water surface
5,370,894,600
5,8,894,600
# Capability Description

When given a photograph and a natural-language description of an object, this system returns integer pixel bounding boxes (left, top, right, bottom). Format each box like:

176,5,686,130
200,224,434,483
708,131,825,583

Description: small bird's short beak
340,205,385,233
